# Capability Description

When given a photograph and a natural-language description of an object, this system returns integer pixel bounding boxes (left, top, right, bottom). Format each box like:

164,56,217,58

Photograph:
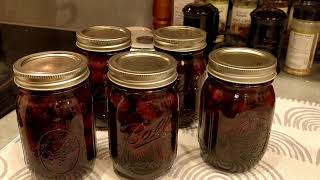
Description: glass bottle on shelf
229,0,258,39
173,0,194,25
257,0,265,7
153,0,173,29
183,0,220,55
248,5,287,73
248,6,287,56
287,0,304,29
208,0,230,37
274,0,289,13
284,4,320,76
262,0,289,13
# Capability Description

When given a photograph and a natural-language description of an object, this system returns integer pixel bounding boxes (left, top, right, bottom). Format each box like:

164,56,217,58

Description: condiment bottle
248,6,287,73
229,0,258,39
199,47,277,173
284,4,320,76
173,0,194,25
267,0,289,13
107,51,178,179
208,0,230,35
183,0,220,54
14,51,96,178
153,0,173,29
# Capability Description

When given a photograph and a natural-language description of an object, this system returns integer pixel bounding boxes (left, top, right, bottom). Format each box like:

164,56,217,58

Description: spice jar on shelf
154,26,207,128
76,26,131,129
107,51,178,179
199,47,277,173
14,51,96,178
286,1,320,62
284,4,320,76
229,0,258,39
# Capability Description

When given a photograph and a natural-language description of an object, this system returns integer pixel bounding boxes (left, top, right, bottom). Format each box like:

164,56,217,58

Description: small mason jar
199,48,277,173
76,26,131,129
154,26,207,128
107,51,178,179
13,51,96,178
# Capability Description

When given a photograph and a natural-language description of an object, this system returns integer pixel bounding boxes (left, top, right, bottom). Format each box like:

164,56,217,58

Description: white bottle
284,5,320,76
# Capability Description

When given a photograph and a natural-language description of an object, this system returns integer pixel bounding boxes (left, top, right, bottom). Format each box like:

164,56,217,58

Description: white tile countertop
1,64,320,150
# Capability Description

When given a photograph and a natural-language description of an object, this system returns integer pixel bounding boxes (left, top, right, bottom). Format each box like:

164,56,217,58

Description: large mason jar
76,26,131,129
199,48,277,172
13,51,96,178
107,51,179,179
154,26,207,128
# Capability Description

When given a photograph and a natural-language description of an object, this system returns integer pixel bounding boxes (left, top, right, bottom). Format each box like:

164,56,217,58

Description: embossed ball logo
38,130,80,174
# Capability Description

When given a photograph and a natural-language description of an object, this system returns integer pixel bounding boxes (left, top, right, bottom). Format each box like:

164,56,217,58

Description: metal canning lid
108,51,177,89
153,26,207,52
208,48,277,84
13,51,90,91
76,26,131,52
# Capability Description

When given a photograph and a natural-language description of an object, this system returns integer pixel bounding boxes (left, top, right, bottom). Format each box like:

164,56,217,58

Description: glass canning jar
154,26,207,128
76,26,131,129
199,48,277,173
13,51,96,178
107,51,178,179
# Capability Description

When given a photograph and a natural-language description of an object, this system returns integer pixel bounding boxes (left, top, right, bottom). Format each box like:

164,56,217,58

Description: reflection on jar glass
154,26,207,128
76,26,131,129
199,48,277,173
13,51,96,178
107,51,179,179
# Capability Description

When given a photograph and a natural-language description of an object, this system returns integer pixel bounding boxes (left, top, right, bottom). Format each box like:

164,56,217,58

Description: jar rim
13,51,90,91
208,48,277,84
153,26,207,52
107,51,178,89
76,26,132,52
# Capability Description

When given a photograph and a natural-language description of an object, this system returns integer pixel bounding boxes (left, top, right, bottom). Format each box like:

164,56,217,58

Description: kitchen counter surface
1,65,320,150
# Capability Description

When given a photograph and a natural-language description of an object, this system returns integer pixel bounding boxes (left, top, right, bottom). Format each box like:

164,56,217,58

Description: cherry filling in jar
107,51,178,179
76,26,131,129
154,26,207,128
13,51,96,178
199,48,277,173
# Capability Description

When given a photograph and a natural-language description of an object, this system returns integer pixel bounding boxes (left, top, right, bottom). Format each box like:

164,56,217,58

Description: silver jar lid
153,26,207,52
13,51,90,91
108,51,177,89
208,48,277,84
76,26,131,52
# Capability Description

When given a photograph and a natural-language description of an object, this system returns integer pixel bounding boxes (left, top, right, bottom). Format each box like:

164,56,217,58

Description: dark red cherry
136,100,162,121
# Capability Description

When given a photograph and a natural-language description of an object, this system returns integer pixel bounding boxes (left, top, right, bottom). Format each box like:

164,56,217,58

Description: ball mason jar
13,51,96,178
76,26,131,129
107,51,179,179
154,26,207,128
199,48,277,173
